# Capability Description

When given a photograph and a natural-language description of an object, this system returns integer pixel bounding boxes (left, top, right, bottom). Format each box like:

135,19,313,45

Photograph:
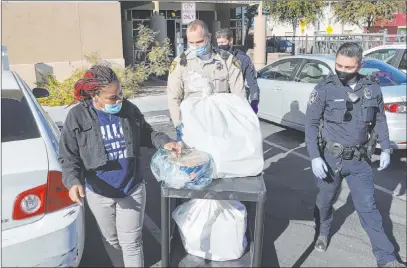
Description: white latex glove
377,151,390,171
311,157,328,180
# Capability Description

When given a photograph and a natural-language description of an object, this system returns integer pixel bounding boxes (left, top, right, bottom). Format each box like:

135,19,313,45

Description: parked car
363,44,406,73
266,37,293,53
1,71,85,267
257,55,407,150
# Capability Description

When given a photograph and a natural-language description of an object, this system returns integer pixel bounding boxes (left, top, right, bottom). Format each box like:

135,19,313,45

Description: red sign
374,13,406,27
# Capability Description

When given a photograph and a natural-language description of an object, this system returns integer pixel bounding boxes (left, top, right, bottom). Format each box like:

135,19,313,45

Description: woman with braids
58,65,183,267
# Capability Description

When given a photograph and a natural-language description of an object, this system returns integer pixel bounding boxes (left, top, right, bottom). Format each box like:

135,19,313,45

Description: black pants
314,151,396,265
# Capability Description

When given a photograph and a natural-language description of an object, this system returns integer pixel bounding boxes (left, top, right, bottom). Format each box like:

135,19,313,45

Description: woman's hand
163,141,183,158
69,185,85,206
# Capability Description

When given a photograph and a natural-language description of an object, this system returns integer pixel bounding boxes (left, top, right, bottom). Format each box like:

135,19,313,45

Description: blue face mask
103,103,122,114
193,42,208,56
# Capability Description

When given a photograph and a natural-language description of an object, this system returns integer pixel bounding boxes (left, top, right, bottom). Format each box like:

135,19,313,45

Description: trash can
160,174,267,267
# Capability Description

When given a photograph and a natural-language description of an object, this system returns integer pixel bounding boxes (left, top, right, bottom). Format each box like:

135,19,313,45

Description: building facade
2,1,265,87
2,1,125,87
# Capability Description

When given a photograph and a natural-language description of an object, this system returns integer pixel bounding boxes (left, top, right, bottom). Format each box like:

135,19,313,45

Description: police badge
364,87,372,100
308,89,318,105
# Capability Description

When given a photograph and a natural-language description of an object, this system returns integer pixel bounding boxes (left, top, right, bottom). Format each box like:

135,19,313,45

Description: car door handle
274,87,281,91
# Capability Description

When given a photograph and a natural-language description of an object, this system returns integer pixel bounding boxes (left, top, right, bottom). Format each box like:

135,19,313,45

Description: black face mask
335,69,358,84
218,45,231,51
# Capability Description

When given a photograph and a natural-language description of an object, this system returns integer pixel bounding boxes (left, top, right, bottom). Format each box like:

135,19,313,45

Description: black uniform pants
314,150,396,265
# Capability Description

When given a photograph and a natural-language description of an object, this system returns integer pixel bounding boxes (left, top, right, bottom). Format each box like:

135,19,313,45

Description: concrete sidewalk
43,94,169,125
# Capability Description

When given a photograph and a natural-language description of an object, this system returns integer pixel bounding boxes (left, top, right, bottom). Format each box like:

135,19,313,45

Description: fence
267,31,406,56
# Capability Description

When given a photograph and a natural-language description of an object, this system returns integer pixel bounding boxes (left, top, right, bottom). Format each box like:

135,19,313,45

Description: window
398,50,406,70
258,59,302,81
359,59,407,87
1,90,40,143
297,61,332,84
231,28,242,46
230,7,243,45
133,20,150,38
230,7,242,19
132,10,151,20
365,49,398,65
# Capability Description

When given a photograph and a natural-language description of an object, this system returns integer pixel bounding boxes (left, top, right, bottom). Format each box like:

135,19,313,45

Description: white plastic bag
180,93,264,178
172,199,248,261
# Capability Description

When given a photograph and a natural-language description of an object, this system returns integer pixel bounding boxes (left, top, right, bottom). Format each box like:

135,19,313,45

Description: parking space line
263,139,406,201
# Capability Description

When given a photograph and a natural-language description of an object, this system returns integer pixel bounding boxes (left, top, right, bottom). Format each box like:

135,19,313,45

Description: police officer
215,28,260,113
167,20,245,140
305,42,403,267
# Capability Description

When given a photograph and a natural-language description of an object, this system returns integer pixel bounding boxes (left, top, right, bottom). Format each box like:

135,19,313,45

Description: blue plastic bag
150,148,215,189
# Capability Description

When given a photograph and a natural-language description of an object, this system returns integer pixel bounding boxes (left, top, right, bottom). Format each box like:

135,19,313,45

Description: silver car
257,55,407,150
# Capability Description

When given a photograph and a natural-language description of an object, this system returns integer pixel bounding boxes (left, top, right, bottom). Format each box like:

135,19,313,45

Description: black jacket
58,98,174,189
305,74,390,159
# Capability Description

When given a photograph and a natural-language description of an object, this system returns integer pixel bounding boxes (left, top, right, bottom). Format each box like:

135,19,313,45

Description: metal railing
267,31,406,56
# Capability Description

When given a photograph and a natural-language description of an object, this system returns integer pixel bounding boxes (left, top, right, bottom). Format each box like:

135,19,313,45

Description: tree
332,0,407,33
133,23,172,76
265,0,326,36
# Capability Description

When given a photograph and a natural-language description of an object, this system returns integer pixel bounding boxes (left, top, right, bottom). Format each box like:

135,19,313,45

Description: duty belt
322,139,367,161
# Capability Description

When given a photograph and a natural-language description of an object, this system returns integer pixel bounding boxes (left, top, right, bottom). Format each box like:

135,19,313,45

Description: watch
383,148,393,154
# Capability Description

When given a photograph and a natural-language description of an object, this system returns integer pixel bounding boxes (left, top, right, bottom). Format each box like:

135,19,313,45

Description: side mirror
32,87,49,98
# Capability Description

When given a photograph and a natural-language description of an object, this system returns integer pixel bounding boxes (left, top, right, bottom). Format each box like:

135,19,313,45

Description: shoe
378,260,406,267
314,236,328,252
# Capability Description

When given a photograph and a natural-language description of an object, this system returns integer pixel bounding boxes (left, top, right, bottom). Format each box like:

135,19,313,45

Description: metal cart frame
160,175,267,267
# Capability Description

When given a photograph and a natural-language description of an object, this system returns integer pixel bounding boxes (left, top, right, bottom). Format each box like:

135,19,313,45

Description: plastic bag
172,199,248,261
180,93,264,178
150,148,215,189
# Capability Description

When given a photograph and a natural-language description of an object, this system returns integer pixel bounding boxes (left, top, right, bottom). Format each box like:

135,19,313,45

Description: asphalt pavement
78,111,406,268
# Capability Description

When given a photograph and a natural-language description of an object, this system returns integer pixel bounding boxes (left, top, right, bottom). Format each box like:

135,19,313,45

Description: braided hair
73,65,119,101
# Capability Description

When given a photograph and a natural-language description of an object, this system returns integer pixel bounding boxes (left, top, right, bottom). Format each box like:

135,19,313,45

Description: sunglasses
343,101,353,122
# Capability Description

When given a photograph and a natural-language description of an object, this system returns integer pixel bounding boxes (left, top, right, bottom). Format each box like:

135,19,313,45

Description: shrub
37,24,172,107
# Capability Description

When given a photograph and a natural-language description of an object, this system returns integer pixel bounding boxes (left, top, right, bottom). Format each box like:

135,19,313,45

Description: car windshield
359,59,407,86
1,89,40,142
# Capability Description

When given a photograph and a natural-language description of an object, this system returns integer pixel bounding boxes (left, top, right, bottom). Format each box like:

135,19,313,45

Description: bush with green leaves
37,24,172,107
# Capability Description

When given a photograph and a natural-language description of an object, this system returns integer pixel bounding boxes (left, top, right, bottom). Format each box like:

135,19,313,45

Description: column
253,3,266,70
150,14,167,44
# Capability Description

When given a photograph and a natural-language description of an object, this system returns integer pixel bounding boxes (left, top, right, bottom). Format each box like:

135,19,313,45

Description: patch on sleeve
169,60,178,73
232,57,240,69
308,89,318,105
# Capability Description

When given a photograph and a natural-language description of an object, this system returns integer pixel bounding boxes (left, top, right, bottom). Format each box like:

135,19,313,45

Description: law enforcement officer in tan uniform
167,19,245,140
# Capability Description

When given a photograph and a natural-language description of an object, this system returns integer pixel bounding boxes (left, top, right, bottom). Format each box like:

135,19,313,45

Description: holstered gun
317,118,326,153
365,128,377,159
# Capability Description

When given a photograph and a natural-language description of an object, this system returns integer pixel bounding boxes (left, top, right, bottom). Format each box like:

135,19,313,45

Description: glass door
175,19,187,55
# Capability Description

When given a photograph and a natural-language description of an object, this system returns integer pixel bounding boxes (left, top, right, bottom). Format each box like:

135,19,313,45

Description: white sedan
257,55,407,150
1,71,85,267
363,44,406,73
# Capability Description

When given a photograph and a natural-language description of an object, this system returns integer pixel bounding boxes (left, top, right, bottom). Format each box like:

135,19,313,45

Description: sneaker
314,235,328,252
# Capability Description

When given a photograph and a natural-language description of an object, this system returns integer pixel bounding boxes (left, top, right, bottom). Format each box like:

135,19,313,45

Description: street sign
326,25,333,34
301,28,305,34
181,2,196,25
